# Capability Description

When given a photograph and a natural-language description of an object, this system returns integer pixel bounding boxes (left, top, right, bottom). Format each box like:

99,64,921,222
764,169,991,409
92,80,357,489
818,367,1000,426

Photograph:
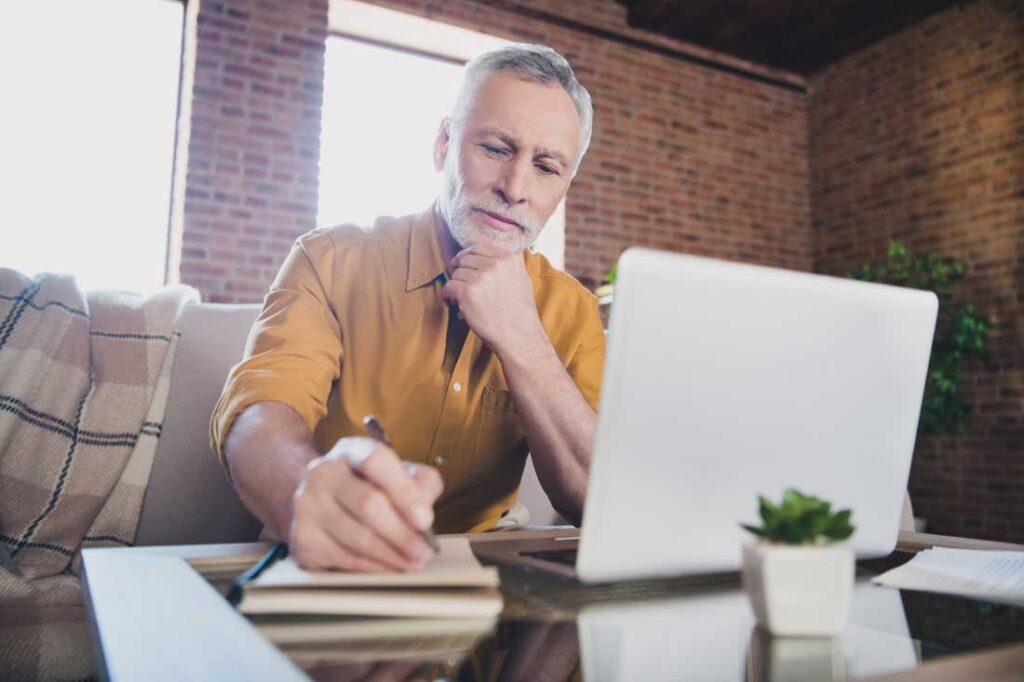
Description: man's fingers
290,524,394,573
451,253,489,271
298,442,436,571
358,447,435,531
450,247,470,270
449,267,480,284
405,462,444,500
451,245,504,270
327,492,430,569
327,437,432,516
295,465,413,570
443,279,465,307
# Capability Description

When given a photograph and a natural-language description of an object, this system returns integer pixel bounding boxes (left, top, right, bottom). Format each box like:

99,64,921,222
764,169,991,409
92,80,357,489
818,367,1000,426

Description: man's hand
443,245,546,357
288,436,444,572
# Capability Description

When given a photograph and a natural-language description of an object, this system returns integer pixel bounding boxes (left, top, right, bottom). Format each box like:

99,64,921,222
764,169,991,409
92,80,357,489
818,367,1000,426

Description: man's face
436,71,581,253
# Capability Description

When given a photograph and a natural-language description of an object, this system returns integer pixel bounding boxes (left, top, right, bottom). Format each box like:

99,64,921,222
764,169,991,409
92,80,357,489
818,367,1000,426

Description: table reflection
282,618,581,681
269,579,930,681
577,581,918,681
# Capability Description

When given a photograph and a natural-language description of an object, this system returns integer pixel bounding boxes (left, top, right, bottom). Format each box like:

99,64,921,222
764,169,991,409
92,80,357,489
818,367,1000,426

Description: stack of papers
873,548,1024,605
239,537,503,619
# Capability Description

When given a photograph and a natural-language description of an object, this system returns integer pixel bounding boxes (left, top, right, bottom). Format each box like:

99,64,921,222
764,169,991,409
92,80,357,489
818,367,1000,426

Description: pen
363,414,441,554
226,541,287,607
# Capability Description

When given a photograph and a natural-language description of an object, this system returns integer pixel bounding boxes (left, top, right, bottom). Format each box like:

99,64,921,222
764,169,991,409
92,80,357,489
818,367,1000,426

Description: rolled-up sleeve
209,231,343,471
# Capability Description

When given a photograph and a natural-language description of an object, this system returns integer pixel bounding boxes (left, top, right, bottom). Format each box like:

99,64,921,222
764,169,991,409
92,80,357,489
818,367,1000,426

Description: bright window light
318,38,461,228
0,0,183,294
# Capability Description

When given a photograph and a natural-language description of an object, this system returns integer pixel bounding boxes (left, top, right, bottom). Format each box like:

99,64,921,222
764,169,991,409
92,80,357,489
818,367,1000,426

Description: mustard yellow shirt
210,206,605,533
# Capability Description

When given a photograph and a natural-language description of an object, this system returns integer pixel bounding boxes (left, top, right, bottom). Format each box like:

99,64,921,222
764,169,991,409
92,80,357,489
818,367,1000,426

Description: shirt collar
405,204,448,292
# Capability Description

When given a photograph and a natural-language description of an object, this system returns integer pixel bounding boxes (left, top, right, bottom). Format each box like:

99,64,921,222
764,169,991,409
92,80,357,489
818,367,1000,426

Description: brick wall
173,0,812,298
173,0,328,303
810,0,1024,542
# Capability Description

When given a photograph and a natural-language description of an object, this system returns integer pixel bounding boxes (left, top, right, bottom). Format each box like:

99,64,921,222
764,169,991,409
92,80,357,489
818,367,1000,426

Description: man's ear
433,117,451,172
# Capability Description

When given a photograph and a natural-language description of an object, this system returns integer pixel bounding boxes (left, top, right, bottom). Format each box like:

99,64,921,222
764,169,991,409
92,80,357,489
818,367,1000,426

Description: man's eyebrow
477,127,519,150
476,127,570,169
536,147,570,169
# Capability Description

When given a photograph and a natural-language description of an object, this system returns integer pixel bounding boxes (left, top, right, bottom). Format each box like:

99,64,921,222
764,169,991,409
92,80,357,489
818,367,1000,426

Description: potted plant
741,489,856,636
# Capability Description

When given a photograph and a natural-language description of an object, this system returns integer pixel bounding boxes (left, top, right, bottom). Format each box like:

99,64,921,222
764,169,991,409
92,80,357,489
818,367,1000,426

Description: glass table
244,551,1024,681
8,534,1023,680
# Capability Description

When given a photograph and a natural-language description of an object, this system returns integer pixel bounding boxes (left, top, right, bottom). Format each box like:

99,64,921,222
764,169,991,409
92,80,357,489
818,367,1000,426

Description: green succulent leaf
824,509,855,541
741,523,768,537
741,489,856,545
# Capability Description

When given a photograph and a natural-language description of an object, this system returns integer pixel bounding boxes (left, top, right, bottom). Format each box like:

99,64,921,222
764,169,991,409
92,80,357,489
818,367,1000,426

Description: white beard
438,141,542,253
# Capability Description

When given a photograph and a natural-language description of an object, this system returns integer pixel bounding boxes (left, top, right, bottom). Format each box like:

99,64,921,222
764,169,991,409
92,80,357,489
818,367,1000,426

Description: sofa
133,303,561,547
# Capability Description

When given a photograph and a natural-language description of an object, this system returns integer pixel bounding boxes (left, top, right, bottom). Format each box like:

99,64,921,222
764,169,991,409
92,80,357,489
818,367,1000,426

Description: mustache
469,200,541,232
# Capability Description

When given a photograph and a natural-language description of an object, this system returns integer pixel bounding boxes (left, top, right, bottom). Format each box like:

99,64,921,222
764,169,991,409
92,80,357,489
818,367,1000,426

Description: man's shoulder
526,252,604,352
525,251,598,306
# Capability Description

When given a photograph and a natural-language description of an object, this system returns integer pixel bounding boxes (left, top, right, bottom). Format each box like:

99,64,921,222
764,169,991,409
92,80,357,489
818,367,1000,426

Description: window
0,0,183,293
320,0,565,268
318,38,462,228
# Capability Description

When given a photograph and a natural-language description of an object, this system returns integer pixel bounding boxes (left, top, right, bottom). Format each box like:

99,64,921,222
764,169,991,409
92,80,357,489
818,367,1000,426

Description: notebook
238,537,503,619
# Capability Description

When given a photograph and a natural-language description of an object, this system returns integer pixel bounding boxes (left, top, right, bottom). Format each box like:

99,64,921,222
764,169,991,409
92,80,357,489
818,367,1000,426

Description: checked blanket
0,269,197,606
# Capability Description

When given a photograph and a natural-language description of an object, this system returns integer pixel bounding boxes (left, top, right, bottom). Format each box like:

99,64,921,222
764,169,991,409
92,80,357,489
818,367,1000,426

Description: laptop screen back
576,249,937,584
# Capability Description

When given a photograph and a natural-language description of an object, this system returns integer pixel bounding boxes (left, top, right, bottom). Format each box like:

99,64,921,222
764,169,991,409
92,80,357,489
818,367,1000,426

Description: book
238,536,503,619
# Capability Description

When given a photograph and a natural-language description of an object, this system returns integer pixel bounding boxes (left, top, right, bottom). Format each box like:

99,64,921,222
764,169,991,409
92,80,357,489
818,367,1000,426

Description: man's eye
481,144,509,157
536,163,560,176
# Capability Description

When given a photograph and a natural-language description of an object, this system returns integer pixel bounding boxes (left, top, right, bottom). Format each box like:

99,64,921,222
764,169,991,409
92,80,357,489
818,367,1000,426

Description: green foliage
850,242,991,434
603,263,618,285
742,489,855,545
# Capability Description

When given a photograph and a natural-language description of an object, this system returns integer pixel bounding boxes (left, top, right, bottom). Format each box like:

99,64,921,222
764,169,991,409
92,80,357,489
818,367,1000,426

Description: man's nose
494,157,530,206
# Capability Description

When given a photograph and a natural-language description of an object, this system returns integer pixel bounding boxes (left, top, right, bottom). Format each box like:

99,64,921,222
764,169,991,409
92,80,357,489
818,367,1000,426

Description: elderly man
211,44,604,572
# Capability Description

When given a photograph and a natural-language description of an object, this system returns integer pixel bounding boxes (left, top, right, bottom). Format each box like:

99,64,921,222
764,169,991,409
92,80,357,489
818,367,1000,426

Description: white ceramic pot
741,542,854,637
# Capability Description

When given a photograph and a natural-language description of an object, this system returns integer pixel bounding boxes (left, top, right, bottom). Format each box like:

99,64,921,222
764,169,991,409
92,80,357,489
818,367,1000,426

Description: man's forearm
498,327,596,524
223,401,321,537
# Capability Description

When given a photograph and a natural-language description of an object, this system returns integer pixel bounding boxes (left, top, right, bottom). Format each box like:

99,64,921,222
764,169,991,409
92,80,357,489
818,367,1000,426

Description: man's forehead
462,72,580,161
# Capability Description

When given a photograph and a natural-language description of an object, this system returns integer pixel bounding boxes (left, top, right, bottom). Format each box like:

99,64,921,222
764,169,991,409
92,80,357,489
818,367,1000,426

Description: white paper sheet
873,548,1024,605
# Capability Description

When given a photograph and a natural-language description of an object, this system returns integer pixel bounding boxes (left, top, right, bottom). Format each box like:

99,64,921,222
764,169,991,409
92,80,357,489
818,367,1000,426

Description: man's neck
433,205,461,275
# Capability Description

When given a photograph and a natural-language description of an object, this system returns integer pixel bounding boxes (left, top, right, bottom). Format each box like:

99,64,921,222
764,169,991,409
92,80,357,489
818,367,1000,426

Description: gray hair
450,43,593,175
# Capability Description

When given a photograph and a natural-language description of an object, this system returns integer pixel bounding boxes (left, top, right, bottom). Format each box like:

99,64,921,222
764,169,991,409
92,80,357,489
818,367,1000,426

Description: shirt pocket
471,386,527,483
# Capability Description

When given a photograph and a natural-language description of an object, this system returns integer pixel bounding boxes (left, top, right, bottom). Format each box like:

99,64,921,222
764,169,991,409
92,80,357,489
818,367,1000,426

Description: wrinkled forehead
460,72,580,162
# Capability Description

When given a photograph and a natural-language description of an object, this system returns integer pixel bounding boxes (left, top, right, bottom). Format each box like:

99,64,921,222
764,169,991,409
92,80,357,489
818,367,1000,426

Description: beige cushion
134,304,263,546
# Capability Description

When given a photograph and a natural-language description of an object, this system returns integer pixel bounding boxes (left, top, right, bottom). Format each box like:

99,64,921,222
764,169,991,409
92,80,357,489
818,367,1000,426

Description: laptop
474,248,938,584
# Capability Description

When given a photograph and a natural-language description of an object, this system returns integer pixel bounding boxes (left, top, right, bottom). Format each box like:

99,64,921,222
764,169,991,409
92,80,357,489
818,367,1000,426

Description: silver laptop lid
577,249,937,583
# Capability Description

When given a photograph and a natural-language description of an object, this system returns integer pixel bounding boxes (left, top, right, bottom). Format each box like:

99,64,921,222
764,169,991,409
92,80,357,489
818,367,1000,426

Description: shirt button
433,455,446,467
452,381,462,393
